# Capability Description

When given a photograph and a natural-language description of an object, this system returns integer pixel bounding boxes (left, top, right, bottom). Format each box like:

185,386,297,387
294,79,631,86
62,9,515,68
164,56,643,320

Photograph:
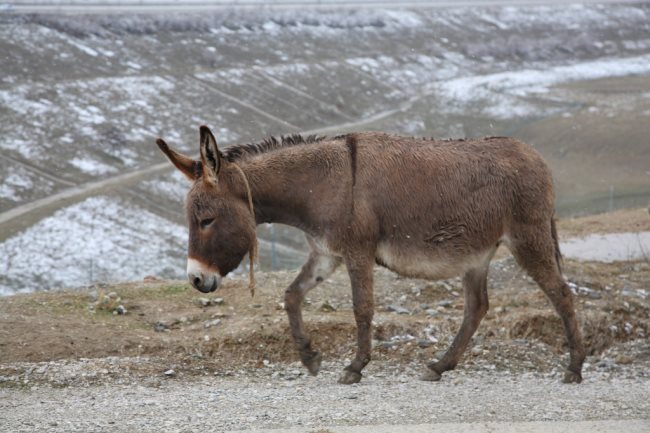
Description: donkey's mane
223,134,330,162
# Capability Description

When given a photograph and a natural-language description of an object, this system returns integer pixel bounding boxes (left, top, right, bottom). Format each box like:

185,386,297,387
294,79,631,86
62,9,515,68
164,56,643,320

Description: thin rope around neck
232,163,257,297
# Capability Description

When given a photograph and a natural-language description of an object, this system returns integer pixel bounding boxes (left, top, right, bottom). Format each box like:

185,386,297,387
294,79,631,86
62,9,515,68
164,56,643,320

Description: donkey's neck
227,144,349,236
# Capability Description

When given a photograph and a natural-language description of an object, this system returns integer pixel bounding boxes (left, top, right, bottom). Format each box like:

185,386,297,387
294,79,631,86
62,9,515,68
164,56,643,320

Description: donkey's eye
200,218,215,229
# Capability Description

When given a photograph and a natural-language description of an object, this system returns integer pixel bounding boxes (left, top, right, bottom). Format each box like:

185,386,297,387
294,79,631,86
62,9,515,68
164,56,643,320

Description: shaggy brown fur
157,127,585,385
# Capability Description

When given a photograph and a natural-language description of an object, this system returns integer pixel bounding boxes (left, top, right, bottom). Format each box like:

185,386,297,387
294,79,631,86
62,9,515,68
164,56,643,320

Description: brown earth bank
0,208,649,388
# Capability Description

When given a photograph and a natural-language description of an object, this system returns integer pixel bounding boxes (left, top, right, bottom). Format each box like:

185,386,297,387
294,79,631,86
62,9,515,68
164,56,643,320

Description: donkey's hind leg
510,222,586,383
285,237,342,376
421,252,494,381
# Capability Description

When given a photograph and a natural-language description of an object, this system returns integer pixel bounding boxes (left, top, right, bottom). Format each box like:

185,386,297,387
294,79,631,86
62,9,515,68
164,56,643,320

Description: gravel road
2,360,649,432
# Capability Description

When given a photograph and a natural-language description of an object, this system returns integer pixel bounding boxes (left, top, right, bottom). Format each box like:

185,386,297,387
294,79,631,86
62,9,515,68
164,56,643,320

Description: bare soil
1,209,649,389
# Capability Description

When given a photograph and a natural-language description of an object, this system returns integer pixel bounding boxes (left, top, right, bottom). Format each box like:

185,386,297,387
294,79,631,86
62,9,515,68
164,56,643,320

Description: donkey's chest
375,242,485,280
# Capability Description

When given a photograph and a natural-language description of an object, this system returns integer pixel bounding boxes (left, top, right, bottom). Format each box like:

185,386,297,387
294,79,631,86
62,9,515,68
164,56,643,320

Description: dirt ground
1,208,649,389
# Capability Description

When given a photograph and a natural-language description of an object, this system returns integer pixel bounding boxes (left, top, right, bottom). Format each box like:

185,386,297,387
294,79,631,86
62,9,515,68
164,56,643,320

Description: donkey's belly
375,243,489,280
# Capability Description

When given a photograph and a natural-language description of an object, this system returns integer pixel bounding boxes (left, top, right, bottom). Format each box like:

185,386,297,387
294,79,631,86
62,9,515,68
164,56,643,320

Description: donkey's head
157,126,256,293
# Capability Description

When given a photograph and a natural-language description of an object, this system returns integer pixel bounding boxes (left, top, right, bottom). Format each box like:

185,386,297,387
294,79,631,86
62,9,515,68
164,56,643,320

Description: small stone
251,304,263,309
319,301,337,312
114,305,127,315
164,369,176,377
425,309,439,317
386,305,410,314
471,346,483,357
624,322,634,334
196,297,211,307
437,300,453,308
378,341,397,349
615,355,634,365
211,297,225,305
417,339,434,348
283,370,301,380
204,319,221,329
153,321,169,332
597,360,616,370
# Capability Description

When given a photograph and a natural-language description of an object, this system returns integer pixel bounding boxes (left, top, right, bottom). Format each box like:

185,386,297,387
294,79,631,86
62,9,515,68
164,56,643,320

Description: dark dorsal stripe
346,134,358,187
223,134,329,162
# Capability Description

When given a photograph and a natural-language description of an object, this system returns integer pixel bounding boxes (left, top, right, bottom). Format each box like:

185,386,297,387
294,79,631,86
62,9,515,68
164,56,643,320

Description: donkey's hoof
303,351,322,376
420,368,442,382
563,370,582,384
337,370,362,385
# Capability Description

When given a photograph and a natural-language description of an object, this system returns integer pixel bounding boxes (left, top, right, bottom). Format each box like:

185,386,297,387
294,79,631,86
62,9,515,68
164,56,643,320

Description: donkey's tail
551,215,563,275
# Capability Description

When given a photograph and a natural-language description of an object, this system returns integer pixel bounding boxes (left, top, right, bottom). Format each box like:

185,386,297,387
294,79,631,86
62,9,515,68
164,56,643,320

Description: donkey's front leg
338,255,374,385
285,250,341,376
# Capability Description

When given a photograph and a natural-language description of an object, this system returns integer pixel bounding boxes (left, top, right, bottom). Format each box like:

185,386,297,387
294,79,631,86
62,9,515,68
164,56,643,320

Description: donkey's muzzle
191,275,218,293
187,258,220,293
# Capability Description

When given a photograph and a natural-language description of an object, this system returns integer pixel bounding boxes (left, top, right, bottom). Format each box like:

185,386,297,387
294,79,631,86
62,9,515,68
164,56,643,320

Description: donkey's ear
199,125,222,179
156,138,200,181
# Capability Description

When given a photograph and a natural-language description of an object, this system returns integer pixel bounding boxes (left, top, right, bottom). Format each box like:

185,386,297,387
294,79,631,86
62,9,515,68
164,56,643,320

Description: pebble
153,322,169,332
616,355,634,365
437,300,453,308
319,301,337,312
386,305,410,315
378,341,397,349
204,319,222,329
197,297,211,307
196,297,225,307
163,369,176,377
425,309,439,317
113,305,127,315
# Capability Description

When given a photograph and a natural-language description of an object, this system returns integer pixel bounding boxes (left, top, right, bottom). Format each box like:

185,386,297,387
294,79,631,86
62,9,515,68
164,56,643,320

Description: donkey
156,125,585,384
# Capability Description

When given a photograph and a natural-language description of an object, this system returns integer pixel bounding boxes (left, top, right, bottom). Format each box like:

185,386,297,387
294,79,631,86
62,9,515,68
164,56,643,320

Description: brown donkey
157,126,585,385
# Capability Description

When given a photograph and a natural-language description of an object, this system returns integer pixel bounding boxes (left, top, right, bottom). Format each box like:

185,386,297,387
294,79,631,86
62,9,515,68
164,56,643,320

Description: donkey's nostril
192,276,203,288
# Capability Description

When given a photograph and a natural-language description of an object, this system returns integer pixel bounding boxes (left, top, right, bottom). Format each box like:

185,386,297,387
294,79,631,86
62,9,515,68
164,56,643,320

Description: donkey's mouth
187,258,221,293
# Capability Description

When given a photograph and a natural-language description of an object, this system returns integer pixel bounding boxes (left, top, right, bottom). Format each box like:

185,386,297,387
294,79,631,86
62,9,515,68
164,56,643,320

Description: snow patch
142,171,189,202
0,196,187,296
561,232,650,263
69,156,117,175
435,54,650,119
0,170,34,202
